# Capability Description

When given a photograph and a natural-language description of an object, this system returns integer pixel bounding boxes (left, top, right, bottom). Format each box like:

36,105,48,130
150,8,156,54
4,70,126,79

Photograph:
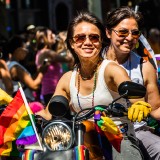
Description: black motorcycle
22,81,146,160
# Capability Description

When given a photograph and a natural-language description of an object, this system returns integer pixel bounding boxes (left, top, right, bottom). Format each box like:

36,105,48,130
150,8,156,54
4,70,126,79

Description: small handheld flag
0,85,43,156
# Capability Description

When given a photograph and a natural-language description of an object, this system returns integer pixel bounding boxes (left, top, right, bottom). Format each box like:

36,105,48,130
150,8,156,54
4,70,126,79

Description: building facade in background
0,0,160,39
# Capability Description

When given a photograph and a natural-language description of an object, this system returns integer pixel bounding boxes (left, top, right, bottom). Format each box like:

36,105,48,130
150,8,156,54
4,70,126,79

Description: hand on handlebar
97,116,120,135
128,101,152,122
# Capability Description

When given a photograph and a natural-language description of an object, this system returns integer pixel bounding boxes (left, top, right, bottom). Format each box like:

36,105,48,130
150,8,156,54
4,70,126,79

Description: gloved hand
128,101,152,122
97,116,120,135
0,88,13,105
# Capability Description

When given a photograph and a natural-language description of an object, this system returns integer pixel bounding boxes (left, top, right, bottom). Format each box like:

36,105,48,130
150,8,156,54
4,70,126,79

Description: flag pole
18,83,43,151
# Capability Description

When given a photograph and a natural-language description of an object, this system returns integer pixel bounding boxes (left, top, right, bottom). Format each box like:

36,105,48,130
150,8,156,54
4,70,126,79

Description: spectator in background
147,28,160,54
35,27,73,105
0,39,13,95
7,35,47,102
56,30,74,73
0,58,13,96
20,24,37,76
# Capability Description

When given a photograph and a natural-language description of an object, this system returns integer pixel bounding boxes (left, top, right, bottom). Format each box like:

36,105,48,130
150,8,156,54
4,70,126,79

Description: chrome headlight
42,121,73,151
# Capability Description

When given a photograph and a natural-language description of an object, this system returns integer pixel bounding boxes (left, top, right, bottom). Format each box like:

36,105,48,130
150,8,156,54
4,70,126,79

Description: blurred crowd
0,24,74,106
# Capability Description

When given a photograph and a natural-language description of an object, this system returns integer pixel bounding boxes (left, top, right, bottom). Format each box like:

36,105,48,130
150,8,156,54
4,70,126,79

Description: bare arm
150,108,160,120
0,60,13,95
10,65,43,90
142,61,160,118
104,62,144,103
37,49,73,67
40,71,71,120
143,61,160,110
104,62,131,91
53,71,71,98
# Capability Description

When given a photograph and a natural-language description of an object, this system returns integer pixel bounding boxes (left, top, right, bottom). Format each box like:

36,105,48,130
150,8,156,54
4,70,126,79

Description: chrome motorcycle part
75,122,85,146
42,121,73,151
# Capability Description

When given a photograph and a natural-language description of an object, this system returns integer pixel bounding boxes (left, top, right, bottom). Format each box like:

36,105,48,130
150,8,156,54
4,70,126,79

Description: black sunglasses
73,34,100,44
112,29,141,39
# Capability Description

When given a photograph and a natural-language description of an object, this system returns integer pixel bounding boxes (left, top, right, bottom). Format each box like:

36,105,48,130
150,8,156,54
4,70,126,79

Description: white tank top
70,59,135,135
70,59,125,113
102,48,143,85
121,51,144,85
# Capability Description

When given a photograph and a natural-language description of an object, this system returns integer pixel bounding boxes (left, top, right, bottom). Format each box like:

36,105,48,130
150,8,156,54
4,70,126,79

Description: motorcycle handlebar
75,108,95,121
75,103,128,122
48,95,128,122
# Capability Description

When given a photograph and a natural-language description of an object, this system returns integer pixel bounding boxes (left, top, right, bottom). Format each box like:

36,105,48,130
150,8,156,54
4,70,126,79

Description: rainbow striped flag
74,145,87,160
23,149,37,160
0,89,38,156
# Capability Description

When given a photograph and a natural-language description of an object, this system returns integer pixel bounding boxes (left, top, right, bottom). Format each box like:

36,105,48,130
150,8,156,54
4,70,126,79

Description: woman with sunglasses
42,12,150,160
104,6,160,159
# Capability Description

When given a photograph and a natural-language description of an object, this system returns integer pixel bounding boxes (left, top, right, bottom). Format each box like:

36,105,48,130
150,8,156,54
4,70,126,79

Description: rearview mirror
118,81,146,99
48,95,69,117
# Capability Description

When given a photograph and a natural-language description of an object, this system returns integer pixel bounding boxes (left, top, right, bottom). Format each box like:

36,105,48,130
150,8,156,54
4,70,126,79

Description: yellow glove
97,116,120,135
128,101,152,122
0,88,13,105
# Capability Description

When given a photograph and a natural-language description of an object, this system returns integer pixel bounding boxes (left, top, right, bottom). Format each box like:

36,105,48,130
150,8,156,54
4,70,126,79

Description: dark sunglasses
111,29,141,39
73,34,100,44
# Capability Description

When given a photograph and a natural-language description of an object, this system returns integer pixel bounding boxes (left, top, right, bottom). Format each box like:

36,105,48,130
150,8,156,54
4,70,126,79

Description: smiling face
106,18,139,55
70,21,102,61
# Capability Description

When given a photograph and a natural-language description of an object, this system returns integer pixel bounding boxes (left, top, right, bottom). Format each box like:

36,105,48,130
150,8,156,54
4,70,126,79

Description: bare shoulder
104,60,130,91
54,70,72,98
61,70,72,80
56,71,72,89
105,61,124,73
142,60,156,74
104,60,128,80
142,60,158,83
142,59,155,69
0,59,5,65
0,59,8,69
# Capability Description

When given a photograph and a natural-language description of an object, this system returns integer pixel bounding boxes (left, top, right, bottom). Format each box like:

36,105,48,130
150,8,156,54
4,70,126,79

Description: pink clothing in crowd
35,50,63,96
41,62,63,95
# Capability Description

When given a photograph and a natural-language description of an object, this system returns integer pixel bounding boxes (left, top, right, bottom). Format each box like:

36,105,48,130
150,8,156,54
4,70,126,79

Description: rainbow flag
74,145,88,160
23,149,37,160
94,107,123,159
0,89,37,156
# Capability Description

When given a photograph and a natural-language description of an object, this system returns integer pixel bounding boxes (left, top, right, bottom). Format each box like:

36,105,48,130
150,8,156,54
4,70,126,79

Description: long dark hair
105,6,144,31
66,12,107,65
